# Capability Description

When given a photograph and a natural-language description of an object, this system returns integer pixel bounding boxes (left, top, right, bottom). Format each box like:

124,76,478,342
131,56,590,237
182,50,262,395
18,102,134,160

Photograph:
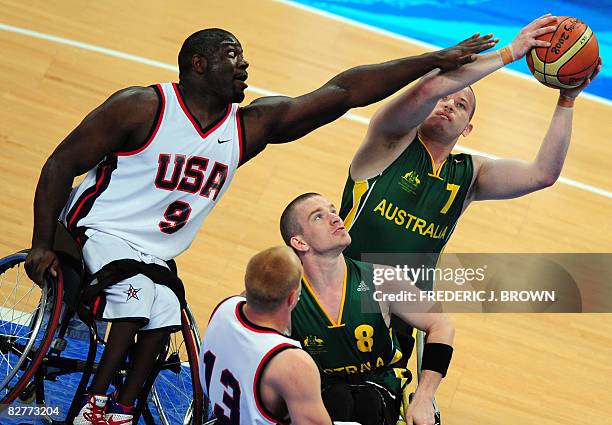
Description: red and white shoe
73,394,109,425
105,395,134,425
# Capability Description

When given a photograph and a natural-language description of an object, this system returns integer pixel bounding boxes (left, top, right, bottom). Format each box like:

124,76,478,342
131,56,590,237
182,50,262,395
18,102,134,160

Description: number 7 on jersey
440,183,460,214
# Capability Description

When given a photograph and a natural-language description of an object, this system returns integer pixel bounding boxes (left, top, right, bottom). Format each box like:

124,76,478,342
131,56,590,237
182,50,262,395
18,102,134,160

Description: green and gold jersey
341,135,473,260
291,257,403,394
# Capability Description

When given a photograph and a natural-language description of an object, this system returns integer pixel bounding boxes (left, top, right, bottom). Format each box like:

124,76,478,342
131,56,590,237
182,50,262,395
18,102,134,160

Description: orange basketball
526,16,599,89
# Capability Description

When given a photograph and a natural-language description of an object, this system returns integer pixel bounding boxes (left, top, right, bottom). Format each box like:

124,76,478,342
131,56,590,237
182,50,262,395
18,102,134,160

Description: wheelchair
0,224,213,424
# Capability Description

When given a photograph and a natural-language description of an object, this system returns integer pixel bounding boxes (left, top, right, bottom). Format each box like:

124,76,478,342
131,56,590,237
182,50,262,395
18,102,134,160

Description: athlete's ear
191,54,207,74
462,123,473,137
290,235,308,253
287,286,301,311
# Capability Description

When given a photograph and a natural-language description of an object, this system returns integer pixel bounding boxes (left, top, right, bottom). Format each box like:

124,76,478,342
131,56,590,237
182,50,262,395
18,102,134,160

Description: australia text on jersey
373,198,448,240
322,355,390,375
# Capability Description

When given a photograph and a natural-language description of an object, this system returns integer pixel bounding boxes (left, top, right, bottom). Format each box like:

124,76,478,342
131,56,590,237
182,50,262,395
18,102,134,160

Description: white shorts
82,229,181,331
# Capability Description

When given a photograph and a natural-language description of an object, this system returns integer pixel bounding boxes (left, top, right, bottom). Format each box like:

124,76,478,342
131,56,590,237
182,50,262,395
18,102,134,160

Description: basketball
526,16,599,89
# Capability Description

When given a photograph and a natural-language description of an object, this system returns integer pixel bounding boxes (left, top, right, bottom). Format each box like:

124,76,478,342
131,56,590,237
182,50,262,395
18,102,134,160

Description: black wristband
421,343,453,377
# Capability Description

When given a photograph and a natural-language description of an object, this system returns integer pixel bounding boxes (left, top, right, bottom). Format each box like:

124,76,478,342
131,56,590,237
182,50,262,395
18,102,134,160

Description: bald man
338,18,601,420
201,246,339,425
340,15,602,262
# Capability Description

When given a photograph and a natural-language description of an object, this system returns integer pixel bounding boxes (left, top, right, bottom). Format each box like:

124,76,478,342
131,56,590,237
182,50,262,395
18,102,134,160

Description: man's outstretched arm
469,60,601,201
239,34,495,162
349,15,558,180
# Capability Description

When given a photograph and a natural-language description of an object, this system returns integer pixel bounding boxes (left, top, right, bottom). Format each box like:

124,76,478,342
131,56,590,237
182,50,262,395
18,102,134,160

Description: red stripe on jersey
67,161,111,228
172,83,231,139
116,84,166,156
253,343,295,425
235,302,284,335
236,107,244,165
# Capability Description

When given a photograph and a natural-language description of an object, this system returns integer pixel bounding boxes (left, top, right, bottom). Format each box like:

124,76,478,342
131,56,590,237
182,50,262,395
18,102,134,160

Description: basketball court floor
1,1,611,423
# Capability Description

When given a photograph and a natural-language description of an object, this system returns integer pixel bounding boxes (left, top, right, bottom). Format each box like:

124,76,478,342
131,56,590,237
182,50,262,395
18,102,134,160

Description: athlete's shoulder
108,85,158,105
379,131,422,174
265,347,317,384
100,86,160,123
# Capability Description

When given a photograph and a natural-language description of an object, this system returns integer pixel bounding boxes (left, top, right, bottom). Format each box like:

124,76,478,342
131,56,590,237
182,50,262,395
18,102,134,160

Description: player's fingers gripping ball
526,16,599,89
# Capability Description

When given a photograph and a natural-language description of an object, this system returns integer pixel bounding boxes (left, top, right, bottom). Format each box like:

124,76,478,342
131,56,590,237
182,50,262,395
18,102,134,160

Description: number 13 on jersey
203,350,241,424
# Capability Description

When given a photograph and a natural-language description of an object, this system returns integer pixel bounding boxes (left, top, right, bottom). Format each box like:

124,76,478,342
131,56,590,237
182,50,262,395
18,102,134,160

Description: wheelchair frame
0,248,207,425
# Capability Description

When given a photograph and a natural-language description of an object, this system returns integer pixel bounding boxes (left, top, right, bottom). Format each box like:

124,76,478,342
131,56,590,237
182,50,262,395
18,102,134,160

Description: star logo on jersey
356,281,370,292
399,170,421,194
123,284,142,302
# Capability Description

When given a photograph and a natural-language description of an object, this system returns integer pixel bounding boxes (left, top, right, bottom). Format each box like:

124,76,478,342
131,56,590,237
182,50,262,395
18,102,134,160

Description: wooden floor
1,0,611,423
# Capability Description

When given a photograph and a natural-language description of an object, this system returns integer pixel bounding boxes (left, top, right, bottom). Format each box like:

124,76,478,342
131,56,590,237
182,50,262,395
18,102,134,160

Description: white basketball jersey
60,82,244,259
200,296,300,425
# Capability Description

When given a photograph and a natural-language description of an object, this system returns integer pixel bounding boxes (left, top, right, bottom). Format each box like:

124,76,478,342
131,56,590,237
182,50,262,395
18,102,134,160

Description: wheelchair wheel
149,304,205,425
0,251,63,404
